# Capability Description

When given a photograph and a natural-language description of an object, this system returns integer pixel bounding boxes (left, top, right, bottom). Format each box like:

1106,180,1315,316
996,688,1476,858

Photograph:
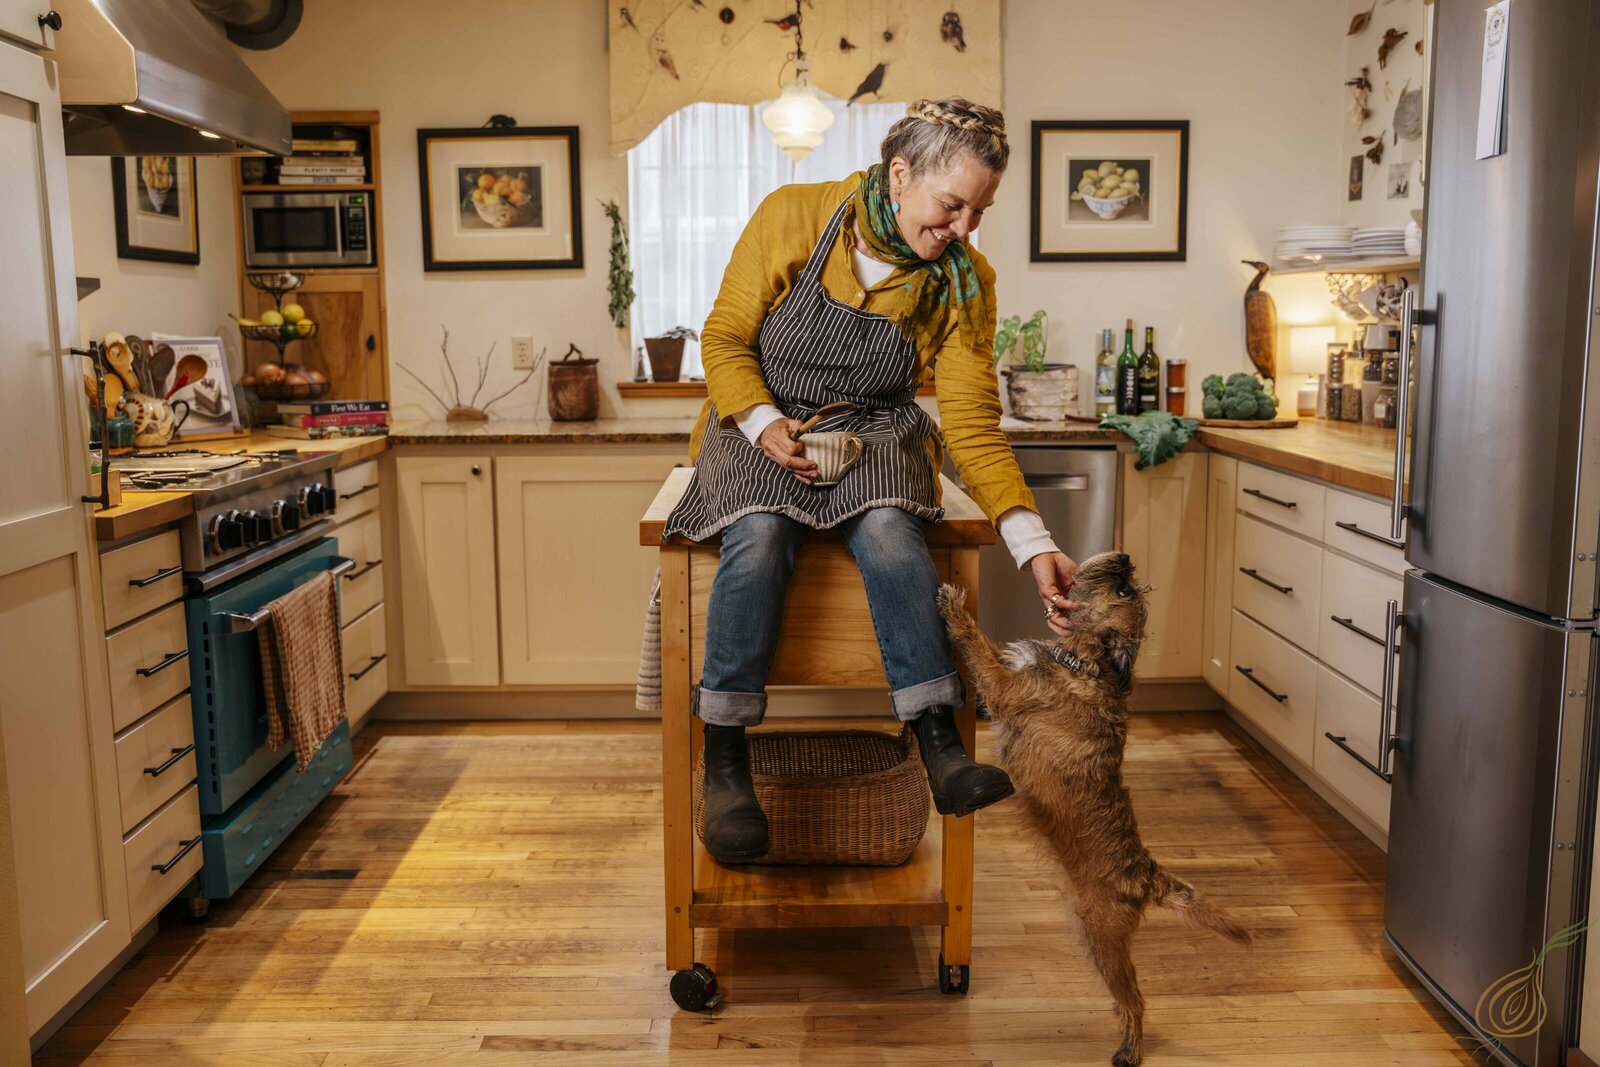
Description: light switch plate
511,335,536,370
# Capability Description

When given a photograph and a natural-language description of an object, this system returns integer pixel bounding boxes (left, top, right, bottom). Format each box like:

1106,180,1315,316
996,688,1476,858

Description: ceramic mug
122,392,191,447
801,431,865,487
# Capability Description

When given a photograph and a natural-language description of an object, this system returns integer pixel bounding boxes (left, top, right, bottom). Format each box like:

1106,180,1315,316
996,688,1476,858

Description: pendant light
761,2,833,162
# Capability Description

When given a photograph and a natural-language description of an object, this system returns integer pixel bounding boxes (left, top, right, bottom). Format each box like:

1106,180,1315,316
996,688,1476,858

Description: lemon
260,309,285,328
281,303,306,323
295,318,315,337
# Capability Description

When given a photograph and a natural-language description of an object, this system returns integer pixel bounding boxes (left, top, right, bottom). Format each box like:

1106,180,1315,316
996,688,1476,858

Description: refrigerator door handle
1390,290,1436,544
1377,598,1401,777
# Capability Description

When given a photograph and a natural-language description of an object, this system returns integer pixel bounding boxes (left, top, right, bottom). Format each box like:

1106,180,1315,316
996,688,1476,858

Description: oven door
243,195,362,268
185,538,352,816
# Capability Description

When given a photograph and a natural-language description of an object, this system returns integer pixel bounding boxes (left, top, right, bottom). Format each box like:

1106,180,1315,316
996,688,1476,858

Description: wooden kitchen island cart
640,468,993,1010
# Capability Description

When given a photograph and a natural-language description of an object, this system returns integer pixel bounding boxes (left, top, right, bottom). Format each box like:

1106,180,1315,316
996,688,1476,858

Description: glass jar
1372,384,1398,428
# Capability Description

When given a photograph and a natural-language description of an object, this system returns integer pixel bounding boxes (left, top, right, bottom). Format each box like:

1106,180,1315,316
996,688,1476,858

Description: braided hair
879,97,1009,179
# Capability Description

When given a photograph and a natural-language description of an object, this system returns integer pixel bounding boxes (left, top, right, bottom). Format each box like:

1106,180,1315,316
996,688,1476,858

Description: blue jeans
695,508,966,727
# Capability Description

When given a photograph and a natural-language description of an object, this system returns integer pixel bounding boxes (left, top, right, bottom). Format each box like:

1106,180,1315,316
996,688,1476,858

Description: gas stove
110,448,342,581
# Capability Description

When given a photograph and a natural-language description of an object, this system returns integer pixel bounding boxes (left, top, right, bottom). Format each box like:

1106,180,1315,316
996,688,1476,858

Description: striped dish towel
257,570,347,771
635,568,662,712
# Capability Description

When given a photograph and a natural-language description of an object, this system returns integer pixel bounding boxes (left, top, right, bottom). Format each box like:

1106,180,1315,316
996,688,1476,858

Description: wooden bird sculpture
1242,260,1278,382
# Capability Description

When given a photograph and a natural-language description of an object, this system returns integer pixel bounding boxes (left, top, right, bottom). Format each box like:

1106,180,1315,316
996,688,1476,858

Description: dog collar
1047,643,1097,677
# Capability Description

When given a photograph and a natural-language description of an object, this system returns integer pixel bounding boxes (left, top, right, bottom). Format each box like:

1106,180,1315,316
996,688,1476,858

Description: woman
661,98,1080,863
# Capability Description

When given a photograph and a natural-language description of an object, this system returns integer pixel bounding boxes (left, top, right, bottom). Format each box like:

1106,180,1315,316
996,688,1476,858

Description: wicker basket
692,727,930,866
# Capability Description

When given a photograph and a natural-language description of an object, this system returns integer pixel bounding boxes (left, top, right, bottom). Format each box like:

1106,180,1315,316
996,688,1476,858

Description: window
627,98,903,379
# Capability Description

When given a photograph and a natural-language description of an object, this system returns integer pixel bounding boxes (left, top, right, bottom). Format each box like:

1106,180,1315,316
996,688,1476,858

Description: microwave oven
242,191,375,269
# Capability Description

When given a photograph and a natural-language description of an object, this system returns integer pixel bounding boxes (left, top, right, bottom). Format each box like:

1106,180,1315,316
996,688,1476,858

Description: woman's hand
1029,551,1083,637
758,418,819,485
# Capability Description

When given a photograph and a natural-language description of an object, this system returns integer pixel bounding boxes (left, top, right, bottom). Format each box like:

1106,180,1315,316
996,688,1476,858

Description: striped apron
661,193,944,542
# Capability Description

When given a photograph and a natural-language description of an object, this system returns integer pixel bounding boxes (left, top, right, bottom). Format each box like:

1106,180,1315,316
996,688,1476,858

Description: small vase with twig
397,326,544,421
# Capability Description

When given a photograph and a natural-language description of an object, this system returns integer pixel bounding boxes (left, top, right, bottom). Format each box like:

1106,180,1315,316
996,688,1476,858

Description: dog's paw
1111,1047,1141,1067
937,583,967,621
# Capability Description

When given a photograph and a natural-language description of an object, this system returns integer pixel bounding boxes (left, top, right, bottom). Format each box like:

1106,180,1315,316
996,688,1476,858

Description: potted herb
994,310,1078,421
645,326,697,383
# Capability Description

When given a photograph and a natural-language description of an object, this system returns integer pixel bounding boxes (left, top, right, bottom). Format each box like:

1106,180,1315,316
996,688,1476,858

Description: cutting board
1195,416,1299,429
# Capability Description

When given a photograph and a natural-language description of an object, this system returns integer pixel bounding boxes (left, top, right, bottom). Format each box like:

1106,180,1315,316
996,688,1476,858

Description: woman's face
888,152,1002,261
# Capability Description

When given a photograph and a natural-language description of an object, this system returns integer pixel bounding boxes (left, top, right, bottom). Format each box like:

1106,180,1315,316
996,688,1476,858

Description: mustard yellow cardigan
690,172,1038,525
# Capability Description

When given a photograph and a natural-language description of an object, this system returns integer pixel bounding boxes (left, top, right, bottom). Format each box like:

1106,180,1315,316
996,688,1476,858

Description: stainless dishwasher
944,446,1119,644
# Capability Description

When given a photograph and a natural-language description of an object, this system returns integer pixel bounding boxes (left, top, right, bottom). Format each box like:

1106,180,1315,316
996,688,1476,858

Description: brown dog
938,551,1250,1067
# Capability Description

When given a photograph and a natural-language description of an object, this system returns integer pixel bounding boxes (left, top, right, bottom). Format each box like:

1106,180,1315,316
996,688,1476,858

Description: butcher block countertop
1195,418,1398,498
93,433,387,542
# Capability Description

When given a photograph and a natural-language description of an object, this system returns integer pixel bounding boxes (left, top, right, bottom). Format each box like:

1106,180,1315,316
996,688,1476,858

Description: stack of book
278,137,366,185
266,400,389,440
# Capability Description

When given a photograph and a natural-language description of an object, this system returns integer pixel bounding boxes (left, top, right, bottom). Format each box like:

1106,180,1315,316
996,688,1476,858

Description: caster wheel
670,962,721,1011
937,954,970,995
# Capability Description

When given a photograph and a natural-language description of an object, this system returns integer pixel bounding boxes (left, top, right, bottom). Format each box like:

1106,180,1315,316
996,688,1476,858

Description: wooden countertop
1195,418,1398,498
387,416,1125,445
94,433,388,541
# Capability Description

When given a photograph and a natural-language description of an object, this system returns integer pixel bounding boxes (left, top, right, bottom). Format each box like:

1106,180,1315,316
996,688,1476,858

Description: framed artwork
1030,120,1189,262
147,334,239,438
417,125,583,271
111,156,200,264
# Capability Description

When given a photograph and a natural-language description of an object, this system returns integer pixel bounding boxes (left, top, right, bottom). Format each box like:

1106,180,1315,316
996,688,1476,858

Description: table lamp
1288,325,1336,418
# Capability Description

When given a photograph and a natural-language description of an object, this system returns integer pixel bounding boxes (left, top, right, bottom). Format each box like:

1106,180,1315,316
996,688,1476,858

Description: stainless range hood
52,0,291,156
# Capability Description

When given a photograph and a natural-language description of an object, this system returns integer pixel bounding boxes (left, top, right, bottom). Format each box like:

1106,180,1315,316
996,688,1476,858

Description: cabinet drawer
113,694,196,835
1313,666,1392,830
101,530,183,630
343,603,387,729
124,784,202,928
1233,515,1323,653
1318,553,1402,697
334,460,381,521
1323,487,1406,574
1228,610,1316,764
107,602,190,733
335,510,383,623
1237,463,1325,539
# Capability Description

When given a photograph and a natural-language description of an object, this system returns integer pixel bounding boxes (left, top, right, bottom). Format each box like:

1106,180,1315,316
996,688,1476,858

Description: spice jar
1165,386,1186,417
1372,384,1398,428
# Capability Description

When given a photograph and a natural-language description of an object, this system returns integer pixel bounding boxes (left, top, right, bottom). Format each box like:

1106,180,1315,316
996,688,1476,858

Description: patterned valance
608,0,1002,156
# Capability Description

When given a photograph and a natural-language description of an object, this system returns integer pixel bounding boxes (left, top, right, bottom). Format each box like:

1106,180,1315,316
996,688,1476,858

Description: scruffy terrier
938,552,1251,1067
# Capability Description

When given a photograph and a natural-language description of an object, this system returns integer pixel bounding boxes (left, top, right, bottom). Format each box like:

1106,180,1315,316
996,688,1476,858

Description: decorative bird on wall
848,62,887,106
1242,260,1278,382
941,11,967,51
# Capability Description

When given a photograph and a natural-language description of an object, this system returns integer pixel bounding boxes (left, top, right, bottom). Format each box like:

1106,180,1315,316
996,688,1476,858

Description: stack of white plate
1352,227,1409,258
1275,225,1355,263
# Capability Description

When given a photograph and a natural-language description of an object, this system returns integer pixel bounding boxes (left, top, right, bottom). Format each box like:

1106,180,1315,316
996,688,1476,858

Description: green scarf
852,163,990,357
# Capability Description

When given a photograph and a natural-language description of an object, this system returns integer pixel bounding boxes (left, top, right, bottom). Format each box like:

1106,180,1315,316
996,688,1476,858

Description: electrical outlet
511,335,536,370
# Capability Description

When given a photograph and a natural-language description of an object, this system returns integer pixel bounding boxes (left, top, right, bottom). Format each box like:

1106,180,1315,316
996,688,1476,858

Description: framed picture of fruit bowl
1030,120,1188,262
418,125,582,271
111,156,199,265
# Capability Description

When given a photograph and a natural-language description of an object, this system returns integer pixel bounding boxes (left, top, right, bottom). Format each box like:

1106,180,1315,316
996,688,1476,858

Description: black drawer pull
152,836,202,874
1235,666,1289,703
1330,615,1385,646
1324,732,1393,783
339,483,379,501
1333,520,1402,547
1243,487,1298,510
128,563,181,588
135,649,189,677
144,744,196,777
349,653,387,682
1239,567,1293,595
342,559,382,582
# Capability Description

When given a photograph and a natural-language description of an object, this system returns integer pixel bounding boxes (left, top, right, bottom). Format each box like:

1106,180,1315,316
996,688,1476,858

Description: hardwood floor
36,712,1478,1065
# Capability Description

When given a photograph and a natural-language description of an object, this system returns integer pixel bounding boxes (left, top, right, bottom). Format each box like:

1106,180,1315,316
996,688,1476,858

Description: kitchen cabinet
1200,455,1236,693
1119,452,1206,678
245,272,387,400
0,2,55,50
496,454,681,685
395,455,499,686
0,43,129,1039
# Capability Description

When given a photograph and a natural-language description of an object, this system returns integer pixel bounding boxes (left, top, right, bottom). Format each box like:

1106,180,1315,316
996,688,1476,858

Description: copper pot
547,346,600,421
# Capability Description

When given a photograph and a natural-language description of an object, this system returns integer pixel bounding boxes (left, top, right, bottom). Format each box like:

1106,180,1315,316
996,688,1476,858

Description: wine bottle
1138,326,1160,412
1095,328,1116,416
1116,320,1140,415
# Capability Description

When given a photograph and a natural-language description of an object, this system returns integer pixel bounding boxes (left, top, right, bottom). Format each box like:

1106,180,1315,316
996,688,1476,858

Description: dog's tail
1149,866,1252,946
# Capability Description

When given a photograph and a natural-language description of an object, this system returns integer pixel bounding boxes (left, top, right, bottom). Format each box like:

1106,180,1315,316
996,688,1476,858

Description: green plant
654,326,699,341
602,199,635,329
993,309,1049,372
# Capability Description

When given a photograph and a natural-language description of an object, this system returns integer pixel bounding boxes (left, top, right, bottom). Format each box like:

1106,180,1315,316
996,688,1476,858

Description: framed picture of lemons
418,125,583,271
1030,121,1189,262
111,156,200,264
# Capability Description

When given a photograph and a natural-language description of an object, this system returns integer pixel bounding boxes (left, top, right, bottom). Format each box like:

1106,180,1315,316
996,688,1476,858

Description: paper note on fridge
1477,0,1510,159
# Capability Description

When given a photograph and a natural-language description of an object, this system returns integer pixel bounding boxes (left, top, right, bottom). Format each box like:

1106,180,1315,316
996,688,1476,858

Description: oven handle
218,556,356,634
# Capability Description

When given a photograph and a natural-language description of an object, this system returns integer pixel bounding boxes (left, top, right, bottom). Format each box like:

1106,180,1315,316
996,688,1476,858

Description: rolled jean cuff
889,670,966,722
693,683,767,727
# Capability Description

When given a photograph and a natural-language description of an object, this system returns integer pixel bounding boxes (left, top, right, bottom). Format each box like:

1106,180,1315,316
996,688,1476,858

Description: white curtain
627,98,903,379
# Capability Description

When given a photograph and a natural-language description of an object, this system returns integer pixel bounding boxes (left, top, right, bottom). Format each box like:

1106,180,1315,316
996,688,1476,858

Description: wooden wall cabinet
1120,452,1208,679
0,1,53,49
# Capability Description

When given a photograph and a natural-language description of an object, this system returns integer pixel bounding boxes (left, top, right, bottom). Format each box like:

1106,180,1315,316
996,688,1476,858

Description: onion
305,368,328,385
255,361,285,383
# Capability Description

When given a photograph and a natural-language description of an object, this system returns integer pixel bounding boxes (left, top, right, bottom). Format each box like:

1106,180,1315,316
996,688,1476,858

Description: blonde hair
879,97,1009,179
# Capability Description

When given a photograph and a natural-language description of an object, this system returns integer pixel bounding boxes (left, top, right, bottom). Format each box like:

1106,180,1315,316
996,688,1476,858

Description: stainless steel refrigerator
1385,2,1600,1065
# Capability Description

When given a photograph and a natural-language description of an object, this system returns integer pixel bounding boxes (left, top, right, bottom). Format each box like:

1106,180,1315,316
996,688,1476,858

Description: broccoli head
1225,372,1259,392
1201,393,1224,419
1221,392,1259,420
1201,374,1225,398
1254,394,1279,420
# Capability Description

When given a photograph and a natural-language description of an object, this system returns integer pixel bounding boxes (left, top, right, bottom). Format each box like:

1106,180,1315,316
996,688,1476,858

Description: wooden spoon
101,333,138,390
795,400,857,437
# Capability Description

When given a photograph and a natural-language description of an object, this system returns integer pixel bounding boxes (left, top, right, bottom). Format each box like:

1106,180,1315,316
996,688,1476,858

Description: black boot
701,724,770,863
912,706,1014,816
